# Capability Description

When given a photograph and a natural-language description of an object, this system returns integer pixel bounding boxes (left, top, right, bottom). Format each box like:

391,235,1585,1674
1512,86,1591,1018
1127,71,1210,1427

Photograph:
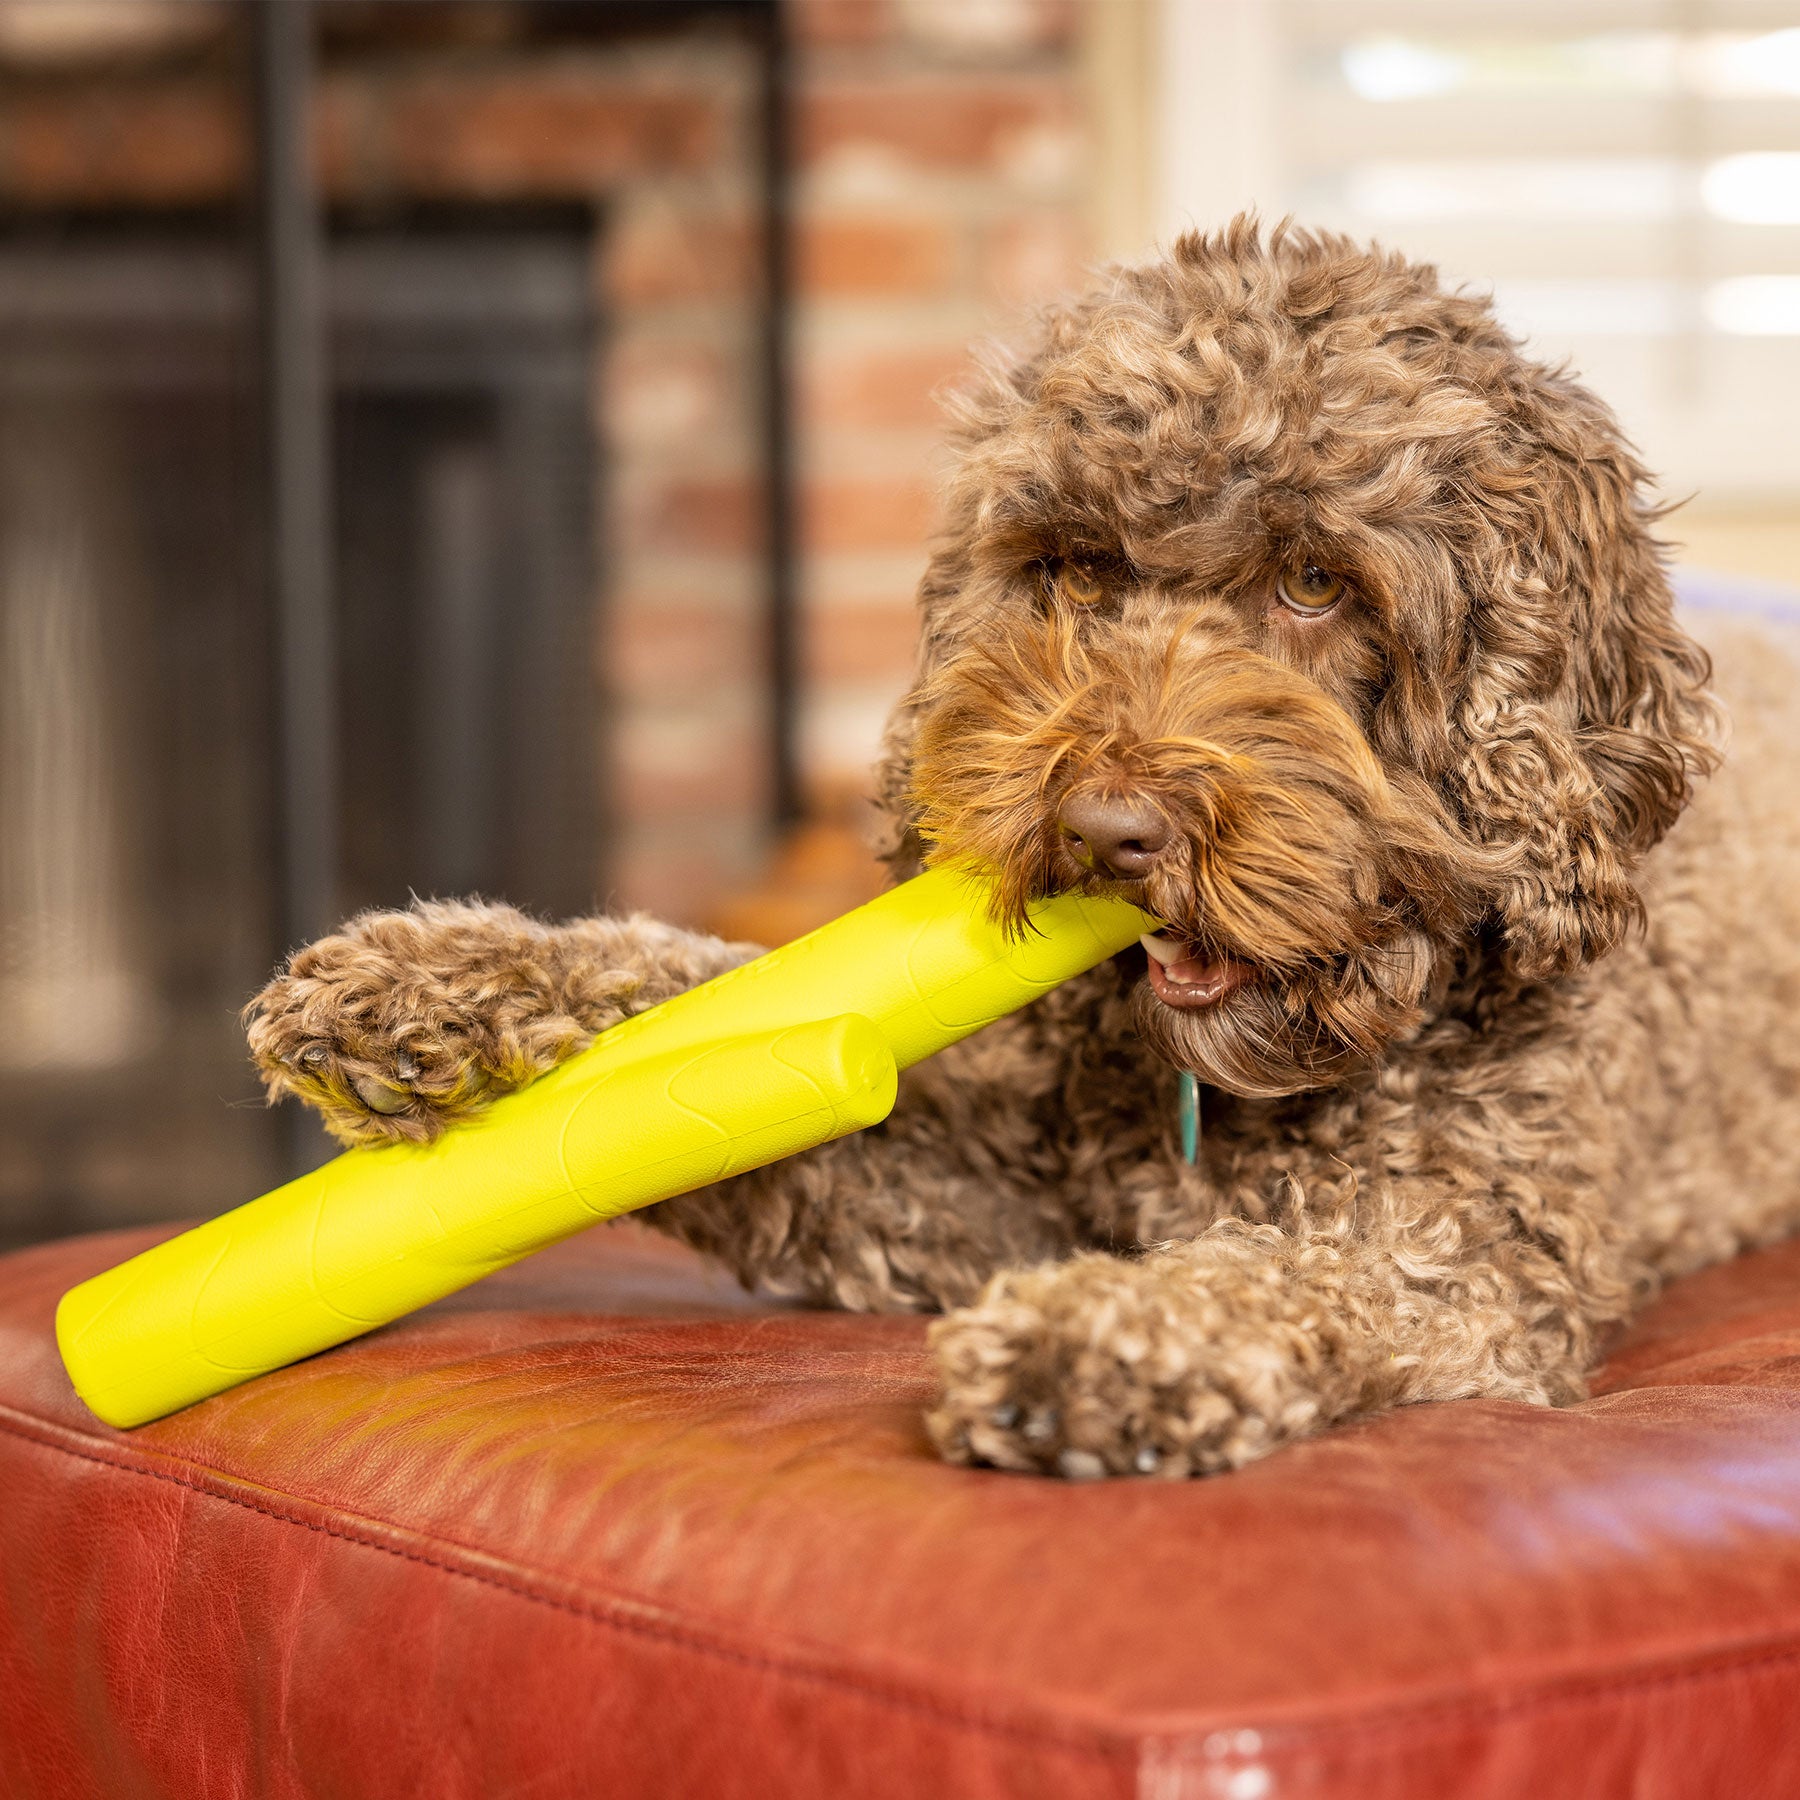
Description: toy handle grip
58,869,1148,1427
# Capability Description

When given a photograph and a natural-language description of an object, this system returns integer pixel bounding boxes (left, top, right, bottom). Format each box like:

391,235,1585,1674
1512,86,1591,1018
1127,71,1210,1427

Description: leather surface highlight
7,1223,1800,1798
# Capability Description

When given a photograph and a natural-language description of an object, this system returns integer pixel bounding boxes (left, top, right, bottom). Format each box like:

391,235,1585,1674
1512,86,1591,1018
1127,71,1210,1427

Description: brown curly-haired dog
246,219,1800,1481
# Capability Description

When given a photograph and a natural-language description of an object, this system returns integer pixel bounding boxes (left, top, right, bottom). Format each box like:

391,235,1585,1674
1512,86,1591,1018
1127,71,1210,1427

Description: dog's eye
1057,562,1106,606
1276,564,1346,615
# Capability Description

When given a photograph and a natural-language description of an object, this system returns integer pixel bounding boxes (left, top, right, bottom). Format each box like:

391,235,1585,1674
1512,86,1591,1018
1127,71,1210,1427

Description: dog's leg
927,1179,1634,1479
244,899,753,1148
246,899,1087,1308
646,1014,1085,1312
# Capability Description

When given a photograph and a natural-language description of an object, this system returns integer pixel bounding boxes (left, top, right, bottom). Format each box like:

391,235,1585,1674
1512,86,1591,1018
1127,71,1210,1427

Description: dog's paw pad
349,1071,412,1116
1055,1448,1108,1481
252,1002,499,1148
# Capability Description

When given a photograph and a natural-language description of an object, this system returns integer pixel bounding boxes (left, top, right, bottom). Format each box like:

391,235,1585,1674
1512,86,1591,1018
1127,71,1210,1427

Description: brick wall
330,35,778,927
0,0,1101,933
0,23,775,927
789,0,1094,812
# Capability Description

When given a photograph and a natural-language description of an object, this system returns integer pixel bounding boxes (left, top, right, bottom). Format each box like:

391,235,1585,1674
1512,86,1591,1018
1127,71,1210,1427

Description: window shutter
1162,1,1800,498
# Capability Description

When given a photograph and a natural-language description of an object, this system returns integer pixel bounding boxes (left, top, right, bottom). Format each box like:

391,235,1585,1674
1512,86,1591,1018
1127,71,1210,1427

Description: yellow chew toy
56,868,1148,1428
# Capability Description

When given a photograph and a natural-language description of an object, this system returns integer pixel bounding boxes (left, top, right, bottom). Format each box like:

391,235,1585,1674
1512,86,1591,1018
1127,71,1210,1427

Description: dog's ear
1451,368,1718,981
869,322,1053,885
871,692,928,883
871,545,967,882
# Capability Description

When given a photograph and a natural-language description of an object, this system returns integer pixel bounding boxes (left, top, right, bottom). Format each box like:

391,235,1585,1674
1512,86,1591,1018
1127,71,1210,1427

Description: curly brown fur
248,218,1800,1482
911,613,1491,1094
245,900,751,1147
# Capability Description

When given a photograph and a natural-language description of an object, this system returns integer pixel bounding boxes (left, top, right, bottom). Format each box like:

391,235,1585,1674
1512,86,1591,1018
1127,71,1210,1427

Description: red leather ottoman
5,1223,1800,1799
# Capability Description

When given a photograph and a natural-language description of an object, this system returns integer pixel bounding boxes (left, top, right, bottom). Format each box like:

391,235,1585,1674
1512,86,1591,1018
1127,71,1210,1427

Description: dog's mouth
1138,929,1258,1011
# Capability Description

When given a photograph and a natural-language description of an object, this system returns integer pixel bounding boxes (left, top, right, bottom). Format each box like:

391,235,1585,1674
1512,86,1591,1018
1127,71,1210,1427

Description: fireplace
0,1,788,1245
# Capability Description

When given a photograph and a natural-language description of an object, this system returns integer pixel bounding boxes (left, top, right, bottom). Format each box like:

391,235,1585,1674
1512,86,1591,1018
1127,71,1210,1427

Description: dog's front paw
926,1246,1344,1479
244,901,642,1147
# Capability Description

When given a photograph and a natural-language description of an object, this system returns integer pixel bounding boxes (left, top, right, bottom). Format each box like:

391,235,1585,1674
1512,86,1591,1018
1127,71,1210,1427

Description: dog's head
880,219,1719,1097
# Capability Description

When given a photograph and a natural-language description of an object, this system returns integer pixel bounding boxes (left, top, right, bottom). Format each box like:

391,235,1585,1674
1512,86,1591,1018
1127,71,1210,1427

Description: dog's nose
1056,792,1170,879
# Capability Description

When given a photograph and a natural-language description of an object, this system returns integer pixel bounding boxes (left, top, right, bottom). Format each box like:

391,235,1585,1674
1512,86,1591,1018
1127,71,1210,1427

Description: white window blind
1157,0,1800,502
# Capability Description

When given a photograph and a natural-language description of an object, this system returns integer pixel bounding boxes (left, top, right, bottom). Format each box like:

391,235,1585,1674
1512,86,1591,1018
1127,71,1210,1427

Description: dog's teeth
1141,932,1182,966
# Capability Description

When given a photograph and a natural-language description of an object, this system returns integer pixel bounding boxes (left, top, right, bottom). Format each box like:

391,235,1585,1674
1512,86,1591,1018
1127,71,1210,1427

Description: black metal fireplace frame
249,0,797,973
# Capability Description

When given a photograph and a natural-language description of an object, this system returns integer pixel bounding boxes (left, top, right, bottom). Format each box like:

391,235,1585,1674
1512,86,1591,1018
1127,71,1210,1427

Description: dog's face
888,221,1717,1097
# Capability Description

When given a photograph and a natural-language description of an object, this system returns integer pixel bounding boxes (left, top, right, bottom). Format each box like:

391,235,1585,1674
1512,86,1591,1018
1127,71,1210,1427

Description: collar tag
1178,1070,1201,1165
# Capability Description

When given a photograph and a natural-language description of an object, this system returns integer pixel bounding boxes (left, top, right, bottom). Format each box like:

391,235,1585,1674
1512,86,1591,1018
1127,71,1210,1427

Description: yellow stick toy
57,869,1148,1427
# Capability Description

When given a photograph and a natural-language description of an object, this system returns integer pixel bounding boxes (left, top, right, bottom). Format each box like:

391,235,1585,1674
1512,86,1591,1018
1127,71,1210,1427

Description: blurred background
3,0,1798,1246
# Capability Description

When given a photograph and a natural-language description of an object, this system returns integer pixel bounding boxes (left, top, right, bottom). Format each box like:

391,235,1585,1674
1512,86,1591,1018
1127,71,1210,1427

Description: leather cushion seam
0,1405,1129,1766
1164,1634,1800,1775
11,1403,1800,1769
